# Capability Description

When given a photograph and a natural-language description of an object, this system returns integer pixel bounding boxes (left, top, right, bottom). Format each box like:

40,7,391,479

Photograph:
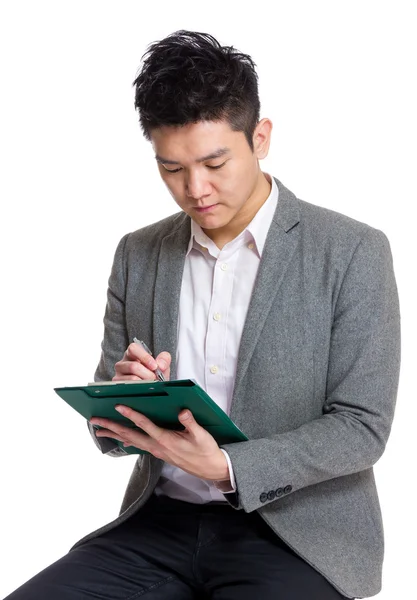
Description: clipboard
54,379,248,455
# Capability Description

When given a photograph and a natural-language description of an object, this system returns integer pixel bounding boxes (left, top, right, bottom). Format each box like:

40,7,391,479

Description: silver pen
133,337,165,382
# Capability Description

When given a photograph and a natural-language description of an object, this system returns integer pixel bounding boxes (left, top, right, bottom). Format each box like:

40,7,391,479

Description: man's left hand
90,407,230,482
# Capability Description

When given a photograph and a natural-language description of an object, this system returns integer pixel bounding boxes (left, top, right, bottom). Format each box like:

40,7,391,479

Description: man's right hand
113,344,171,381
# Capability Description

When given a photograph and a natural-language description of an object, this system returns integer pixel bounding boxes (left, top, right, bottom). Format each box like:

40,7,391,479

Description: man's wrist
212,449,236,493
210,448,230,481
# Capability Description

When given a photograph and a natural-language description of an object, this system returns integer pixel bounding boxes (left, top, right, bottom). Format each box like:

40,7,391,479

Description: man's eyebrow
155,147,231,165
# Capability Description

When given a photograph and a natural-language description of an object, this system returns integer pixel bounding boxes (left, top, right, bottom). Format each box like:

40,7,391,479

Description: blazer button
275,488,284,497
260,492,268,503
267,490,275,501
284,485,292,493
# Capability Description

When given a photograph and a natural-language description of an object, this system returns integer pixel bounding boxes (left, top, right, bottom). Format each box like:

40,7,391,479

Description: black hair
133,30,260,150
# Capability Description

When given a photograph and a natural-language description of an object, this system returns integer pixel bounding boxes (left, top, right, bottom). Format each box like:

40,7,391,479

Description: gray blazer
72,178,401,599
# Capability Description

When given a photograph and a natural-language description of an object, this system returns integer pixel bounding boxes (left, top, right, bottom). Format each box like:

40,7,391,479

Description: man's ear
253,118,273,159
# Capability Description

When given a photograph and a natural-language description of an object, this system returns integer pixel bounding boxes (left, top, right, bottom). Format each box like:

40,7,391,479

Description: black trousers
4,495,349,599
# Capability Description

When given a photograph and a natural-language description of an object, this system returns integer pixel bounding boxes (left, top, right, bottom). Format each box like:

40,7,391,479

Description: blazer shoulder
130,210,187,241
296,196,390,254
274,178,389,251
298,197,369,235
121,211,188,253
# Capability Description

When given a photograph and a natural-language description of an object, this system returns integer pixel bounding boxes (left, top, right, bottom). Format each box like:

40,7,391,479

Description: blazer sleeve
87,233,130,457
221,227,401,512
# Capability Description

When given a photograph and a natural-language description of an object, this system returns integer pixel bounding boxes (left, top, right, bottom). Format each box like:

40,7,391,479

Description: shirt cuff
213,449,237,493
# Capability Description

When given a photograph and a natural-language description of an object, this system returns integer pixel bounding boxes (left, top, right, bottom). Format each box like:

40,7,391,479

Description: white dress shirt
154,174,279,503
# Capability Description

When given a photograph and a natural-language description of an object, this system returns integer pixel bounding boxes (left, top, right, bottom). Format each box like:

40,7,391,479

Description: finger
155,352,171,378
92,419,152,453
94,428,126,443
125,343,158,371
90,417,131,435
115,406,164,442
177,410,200,437
114,359,156,381
91,417,150,446
95,428,147,452
112,374,141,382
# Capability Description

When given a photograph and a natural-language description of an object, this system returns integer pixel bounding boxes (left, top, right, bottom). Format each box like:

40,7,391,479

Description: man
6,30,400,600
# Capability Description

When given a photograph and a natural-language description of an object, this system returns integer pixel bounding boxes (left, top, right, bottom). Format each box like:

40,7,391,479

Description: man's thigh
3,508,198,600
4,498,350,600
199,512,349,600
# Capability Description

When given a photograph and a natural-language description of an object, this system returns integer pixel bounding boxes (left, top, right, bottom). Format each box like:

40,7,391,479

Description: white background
0,1,415,598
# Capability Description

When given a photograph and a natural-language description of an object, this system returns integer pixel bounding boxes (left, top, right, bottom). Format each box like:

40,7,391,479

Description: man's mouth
194,204,218,213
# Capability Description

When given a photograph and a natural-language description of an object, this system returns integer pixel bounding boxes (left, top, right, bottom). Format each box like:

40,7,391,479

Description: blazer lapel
151,179,300,399
152,213,190,380
230,179,301,421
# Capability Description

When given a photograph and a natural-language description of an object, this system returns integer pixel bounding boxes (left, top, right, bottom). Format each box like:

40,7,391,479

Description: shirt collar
245,174,278,256
186,173,279,257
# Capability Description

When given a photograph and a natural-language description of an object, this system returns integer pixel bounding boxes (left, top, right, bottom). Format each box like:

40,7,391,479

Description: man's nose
185,171,211,200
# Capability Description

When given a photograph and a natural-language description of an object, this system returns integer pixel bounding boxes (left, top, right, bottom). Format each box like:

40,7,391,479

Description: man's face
150,120,270,240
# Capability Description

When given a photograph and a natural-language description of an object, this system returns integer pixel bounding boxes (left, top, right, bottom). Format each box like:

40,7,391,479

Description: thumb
178,410,199,434
156,351,171,379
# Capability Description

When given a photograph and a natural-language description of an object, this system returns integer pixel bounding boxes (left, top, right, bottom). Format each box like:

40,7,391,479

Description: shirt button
213,313,221,321
210,365,219,374
220,263,228,271
248,242,254,250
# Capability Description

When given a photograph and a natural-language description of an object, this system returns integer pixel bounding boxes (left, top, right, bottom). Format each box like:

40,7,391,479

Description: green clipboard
54,379,248,455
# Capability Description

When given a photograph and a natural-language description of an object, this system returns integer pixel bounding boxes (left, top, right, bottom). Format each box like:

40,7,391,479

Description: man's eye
207,162,226,170
162,161,226,173
163,166,182,173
